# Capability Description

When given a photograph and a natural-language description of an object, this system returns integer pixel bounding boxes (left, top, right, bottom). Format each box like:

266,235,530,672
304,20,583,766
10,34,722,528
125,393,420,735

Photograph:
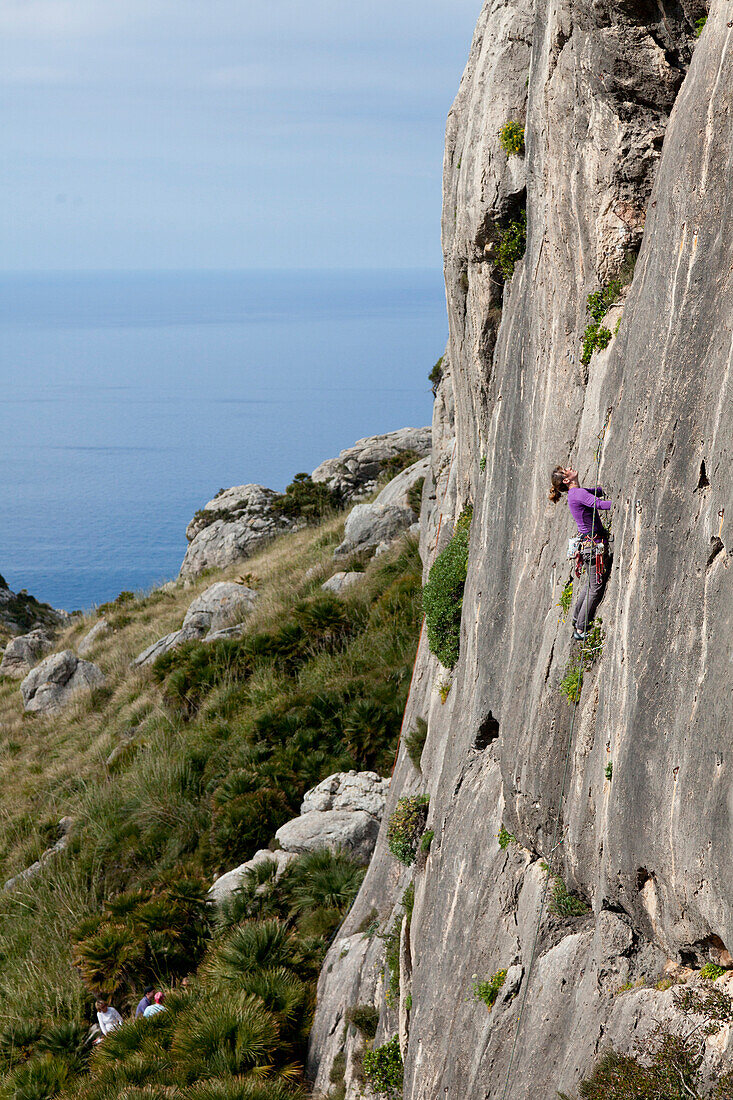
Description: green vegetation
560,664,583,705
472,969,507,1011
498,121,525,157
547,871,589,918
497,825,517,851
346,1004,379,1039
380,450,420,481
422,507,472,669
383,920,402,1008
581,280,622,366
407,477,425,517
270,472,342,520
429,356,444,395
386,796,430,866
404,717,428,772
695,15,707,35
560,620,605,703
363,1035,403,1098
479,455,486,472
495,211,527,279
558,578,573,621
604,761,613,781
699,963,726,981
401,882,415,920
560,983,733,1100
0,512,424,1100
420,829,434,855
438,678,452,703
0,573,63,639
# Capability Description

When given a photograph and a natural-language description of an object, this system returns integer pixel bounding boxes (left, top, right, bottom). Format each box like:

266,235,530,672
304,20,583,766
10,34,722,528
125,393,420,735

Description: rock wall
309,2,732,1097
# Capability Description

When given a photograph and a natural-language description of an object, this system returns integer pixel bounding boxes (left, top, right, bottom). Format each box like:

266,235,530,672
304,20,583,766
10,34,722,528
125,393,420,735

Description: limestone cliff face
309,2,732,1098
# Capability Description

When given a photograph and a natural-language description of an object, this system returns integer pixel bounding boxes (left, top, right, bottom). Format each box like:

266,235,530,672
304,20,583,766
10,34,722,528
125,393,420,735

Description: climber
549,465,612,640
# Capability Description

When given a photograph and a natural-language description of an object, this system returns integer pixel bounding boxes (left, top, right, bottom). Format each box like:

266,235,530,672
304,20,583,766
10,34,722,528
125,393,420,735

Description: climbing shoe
572,629,589,641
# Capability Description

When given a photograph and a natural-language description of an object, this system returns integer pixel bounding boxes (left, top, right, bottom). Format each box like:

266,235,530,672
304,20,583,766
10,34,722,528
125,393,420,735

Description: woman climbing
549,465,612,641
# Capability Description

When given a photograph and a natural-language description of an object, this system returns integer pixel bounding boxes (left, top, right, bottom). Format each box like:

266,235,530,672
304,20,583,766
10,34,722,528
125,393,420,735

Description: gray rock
208,848,296,905
180,485,293,579
132,582,256,666
275,809,380,864
182,581,257,633
0,578,66,636
20,650,105,713
301,770,390,817
0,628,54,679
321,571,363,595
311,428,432,502
77,618,109,656
333,457,429,558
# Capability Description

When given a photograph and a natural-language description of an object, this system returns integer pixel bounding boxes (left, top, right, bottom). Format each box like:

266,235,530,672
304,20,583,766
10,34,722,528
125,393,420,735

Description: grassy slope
0,513,423,1098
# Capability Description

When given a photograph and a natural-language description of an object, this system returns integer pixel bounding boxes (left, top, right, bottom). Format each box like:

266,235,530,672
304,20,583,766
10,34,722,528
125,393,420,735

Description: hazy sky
3,0,482,271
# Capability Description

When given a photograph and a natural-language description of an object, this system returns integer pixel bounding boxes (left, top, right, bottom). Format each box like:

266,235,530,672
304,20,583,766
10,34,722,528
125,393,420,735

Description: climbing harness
498,408,612,1100
574,534,606,585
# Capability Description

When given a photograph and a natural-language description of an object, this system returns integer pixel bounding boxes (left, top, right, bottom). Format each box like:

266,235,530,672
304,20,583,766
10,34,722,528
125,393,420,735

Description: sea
0,269,445,612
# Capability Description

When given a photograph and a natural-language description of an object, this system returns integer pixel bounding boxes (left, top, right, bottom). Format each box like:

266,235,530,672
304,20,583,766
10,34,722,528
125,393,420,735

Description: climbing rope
498,409,612,1100
390,439,458,779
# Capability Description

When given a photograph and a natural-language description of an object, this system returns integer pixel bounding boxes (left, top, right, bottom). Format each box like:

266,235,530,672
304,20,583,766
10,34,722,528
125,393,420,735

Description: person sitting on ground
549,464,612,641
143,991,167,1017
95,998,123,1042
135,985,156,1018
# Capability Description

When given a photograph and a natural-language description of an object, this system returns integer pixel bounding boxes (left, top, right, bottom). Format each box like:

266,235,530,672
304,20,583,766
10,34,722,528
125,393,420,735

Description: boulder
301,770,390,817
180,485,293,579
321,571,363,595
333,456,429,557
276,771,390,864
182,581,257,633
77,618,109,656
20,650,105,713
311,427,432,502
275,809,380,864
132,582,257,667
0,628,54,679
208,848,296,905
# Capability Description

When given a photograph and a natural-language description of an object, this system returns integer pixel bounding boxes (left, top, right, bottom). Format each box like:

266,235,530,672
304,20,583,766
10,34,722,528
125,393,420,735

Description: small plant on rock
387,795,430,866
498,120,525,157
423,507,472,669
698,963,726,982
404,717,428,772
547,871,589,918
695,15,707,35
429,355,444,395
420,828,434,855
472,969,507,1011
363,1035,404,1099
581,280,622,366
557,578,573,621
604,761,613,781
497,825,517,850
346,1004,379,1039
495,211,527,279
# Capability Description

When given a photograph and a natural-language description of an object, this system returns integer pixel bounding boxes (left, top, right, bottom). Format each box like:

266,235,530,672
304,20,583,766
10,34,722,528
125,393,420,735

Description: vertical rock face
309,2,731,1098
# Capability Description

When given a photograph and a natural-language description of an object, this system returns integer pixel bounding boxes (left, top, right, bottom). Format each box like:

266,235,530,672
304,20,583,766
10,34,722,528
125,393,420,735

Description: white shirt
97,1006,123,1035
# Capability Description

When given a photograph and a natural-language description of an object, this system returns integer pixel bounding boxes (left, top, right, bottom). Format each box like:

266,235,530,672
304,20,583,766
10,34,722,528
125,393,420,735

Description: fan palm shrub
170,992,279,1081
204,922,299,986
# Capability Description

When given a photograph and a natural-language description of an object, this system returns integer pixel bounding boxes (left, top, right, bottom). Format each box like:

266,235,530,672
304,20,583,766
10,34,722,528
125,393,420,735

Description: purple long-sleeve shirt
568,486,611,536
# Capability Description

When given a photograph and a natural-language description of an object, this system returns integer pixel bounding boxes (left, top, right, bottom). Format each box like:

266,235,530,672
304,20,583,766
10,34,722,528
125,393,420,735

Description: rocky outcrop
208,772,390,905
20,651,105,713
77,619,109,656
180,485,294,580
276,771,390,864
208,848,296,905
334,457,429,557
311,428,431,502
133,581,257,667
0,574,66,637
0,628,54,679
321,572,362,595
179,430,431,580
309,3,731,1098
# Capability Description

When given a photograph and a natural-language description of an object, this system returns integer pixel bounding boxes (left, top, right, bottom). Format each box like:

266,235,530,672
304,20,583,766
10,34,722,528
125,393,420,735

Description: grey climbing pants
572,542,609,633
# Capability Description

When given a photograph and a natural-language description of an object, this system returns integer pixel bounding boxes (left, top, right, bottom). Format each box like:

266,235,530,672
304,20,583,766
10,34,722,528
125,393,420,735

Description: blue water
0,270,445,611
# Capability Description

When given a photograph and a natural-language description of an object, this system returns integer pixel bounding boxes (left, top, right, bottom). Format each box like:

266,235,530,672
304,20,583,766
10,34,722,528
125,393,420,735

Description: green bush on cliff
472,968,507,1011
496,211,527,279
422,507,472,669
270,472,342,520
498,120,525,156
386,795,430,866
404,716,428,772
363,1035,403,1098
429,355,444,395
581,280,622,365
